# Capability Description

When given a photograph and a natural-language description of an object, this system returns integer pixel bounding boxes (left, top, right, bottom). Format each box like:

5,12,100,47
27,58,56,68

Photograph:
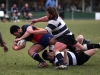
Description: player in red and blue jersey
10,24,56,68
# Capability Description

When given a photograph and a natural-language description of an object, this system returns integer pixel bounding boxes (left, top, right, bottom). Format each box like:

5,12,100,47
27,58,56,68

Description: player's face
47,51,54,60
2,5,4,8
46,11,52,19
13,29,22,37
25,4,28,8
14,4,16,7
13,32,22,37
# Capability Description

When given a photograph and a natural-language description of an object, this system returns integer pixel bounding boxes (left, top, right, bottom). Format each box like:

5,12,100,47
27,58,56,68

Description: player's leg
76,49,97,65
0,32,8,52
48,37,56,52
28,44,48,68
76,35,84,44
28,13,32,19
54,42,68,69
61,34,85,51
84,49,98,56
74,42,85,50
0,32,4,46
83,44,100,50
74,34,91,51
76,35,90,44
17,12,20,22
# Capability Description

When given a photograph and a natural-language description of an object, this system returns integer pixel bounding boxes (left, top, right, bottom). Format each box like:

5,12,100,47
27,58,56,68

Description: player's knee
28,49,36,56
78,35,84,40
28,50,31,55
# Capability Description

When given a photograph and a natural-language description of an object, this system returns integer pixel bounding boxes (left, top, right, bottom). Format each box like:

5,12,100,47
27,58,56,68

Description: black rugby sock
84,44,100,50
32,52,44,63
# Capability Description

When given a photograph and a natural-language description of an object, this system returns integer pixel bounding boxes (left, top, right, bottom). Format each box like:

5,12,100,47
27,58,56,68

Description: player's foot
82,39,90,44
37,62,48,68
55,65,68,70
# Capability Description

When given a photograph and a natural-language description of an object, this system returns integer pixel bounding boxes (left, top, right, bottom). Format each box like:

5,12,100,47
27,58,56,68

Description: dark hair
46,6,59,18
42,50,49,60
10,25,20,34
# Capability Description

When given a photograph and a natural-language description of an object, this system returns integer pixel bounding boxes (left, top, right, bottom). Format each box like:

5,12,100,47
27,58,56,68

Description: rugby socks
55,52,64,65
32,52,44,63
82,39,90,45
49,45,54,52
83,44,100,50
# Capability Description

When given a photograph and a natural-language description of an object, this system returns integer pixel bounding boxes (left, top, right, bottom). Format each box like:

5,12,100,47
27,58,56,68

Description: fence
7,11,96,20
32,12,95,20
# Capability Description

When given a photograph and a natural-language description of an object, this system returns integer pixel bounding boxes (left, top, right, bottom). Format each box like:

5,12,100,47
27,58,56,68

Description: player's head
13,4,17,7
46,6,59,19
42,50,54,61
1,4,5,8
25,3,28,7
10,25,22,37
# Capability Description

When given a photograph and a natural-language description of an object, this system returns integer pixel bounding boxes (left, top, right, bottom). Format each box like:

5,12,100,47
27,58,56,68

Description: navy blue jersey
20,24,54,49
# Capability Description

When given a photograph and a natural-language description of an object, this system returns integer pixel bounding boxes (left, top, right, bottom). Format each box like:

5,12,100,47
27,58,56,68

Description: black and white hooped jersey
45,16,72,38
54,51,77,66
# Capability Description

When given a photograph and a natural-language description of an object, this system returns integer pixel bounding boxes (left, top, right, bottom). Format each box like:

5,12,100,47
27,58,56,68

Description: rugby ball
17,39,26,46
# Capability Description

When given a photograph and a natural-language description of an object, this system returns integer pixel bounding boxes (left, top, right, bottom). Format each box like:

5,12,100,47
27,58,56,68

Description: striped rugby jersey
45,16,72,38
54,51,77,66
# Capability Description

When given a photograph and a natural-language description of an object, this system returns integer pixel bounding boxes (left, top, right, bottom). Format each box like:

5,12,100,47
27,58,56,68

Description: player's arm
63,49,67,65
0,32,8,52
32,23,55,35
0,32,5,47
27,26,48,35
12,42,26,50
31,16,48,25
32,29,48,34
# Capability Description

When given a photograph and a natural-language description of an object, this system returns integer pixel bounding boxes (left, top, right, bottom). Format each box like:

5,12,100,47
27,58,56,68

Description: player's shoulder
48,19,59,25
21,24,30,30
22,24,30,27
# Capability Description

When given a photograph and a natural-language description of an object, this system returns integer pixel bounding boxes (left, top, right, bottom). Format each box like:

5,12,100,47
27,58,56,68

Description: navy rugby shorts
36,33,54,49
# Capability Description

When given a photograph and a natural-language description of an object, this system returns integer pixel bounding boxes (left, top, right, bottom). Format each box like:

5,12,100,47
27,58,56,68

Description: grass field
0,20,100,75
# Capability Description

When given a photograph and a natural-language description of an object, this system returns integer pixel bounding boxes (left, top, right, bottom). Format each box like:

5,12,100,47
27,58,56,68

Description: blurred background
0,0,100,21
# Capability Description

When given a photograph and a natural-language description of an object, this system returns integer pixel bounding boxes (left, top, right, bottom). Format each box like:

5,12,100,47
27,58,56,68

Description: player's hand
38,62,48,68
75,47,81,52
30,19,37,25
14,38,21,42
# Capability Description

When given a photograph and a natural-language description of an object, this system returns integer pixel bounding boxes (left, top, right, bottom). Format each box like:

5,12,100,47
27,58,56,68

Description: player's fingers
30,22,34,25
